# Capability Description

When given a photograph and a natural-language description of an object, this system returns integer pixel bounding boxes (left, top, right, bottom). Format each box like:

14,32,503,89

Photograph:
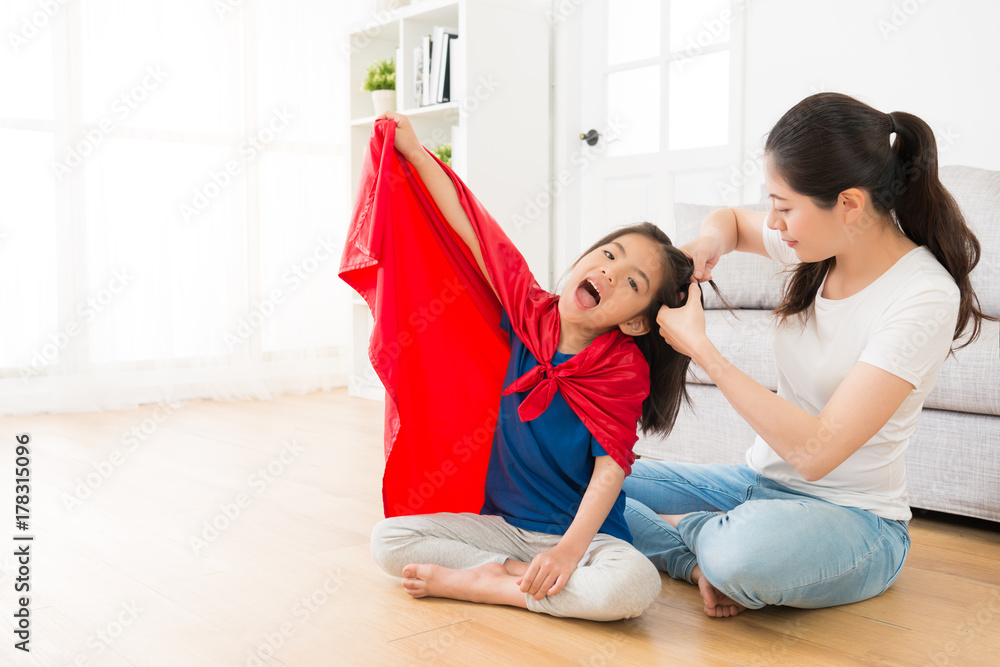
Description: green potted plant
433,143,451,167
362,57,396,116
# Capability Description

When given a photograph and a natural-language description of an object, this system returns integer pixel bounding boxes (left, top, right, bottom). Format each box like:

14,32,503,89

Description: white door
554,0,746,274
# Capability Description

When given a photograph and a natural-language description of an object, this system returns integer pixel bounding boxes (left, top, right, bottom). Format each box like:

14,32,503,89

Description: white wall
739,0,1000,202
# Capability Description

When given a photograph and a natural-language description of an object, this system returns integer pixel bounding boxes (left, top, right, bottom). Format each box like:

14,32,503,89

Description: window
603,0,735,156
0,0,353,413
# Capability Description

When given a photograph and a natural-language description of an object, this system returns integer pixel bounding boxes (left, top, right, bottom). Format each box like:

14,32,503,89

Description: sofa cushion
689,310,778,390
673,202,783,311
930,319,1000,416
904,408,1000,523
940,166,1000,317
635,382,754,464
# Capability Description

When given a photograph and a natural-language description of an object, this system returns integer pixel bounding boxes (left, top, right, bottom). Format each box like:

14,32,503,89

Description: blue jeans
623,461,911,610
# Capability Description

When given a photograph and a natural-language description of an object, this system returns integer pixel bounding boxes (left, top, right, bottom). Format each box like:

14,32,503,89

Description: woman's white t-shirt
746,222,960,521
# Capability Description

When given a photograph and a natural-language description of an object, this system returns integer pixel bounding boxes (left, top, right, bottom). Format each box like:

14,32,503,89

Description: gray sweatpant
370,512,661,622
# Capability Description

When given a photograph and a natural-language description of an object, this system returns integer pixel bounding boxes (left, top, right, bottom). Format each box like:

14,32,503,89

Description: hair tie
887,113,897,134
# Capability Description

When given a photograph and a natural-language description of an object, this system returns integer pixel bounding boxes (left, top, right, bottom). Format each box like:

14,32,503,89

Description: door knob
579,129,600,146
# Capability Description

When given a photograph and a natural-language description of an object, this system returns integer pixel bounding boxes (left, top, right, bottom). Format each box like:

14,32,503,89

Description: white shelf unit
347,0,550,400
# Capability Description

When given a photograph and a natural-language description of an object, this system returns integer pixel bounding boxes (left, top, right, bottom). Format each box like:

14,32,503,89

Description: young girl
624,92,993,617
366,112,696,621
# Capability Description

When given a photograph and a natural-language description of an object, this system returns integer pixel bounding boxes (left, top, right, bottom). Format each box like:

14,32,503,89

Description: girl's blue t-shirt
481,310,632,543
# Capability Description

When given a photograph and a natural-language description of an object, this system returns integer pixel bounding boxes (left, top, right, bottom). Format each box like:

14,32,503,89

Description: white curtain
0,0,364,415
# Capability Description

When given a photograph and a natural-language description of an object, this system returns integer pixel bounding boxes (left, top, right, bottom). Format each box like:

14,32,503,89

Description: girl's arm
518,455,625,600
381,112,497,298
682,208,770,282
656,283,914,481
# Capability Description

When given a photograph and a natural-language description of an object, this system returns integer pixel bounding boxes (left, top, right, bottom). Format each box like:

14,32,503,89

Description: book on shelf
427,26,458,106
412,45,423,109
420,35,432,107
437,34,457,103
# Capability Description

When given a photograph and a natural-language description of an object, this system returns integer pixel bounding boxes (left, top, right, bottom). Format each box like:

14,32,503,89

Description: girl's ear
619,315,650,337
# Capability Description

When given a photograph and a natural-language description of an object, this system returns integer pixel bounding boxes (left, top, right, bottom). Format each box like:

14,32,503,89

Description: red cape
340,120,649,518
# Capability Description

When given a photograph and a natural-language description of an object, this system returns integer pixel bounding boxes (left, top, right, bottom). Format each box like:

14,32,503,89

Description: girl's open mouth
576,278,602,309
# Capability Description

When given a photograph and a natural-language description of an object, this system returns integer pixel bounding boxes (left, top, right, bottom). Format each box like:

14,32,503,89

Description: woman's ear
619,315,650,337
840,187,865,225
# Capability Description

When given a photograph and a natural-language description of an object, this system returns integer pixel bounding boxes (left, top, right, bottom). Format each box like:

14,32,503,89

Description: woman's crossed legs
623,461,910,617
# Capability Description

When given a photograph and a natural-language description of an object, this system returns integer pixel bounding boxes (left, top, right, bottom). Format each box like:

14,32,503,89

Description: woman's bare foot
400,563,526,608
658,513,687,528
658,510,725,529
691,565,747,618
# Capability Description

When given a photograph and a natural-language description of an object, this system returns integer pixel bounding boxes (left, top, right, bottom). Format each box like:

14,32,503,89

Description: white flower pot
371,90,396,117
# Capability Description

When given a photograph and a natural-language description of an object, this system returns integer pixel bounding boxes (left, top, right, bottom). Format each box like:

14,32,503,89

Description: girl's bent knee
604,554,662,620
630,559,663,617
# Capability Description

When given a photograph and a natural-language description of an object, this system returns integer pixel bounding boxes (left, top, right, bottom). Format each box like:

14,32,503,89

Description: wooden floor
1,390,998,666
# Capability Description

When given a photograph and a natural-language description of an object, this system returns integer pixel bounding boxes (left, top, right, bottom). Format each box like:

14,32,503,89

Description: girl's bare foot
691,565,747,618
400,563,526,608
503,559,529,577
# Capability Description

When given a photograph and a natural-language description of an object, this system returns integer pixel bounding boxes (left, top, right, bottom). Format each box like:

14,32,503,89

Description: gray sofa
635,166,1000,523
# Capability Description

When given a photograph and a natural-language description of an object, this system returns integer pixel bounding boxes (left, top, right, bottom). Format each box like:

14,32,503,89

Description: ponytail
887,111,992,346
767,93,995,348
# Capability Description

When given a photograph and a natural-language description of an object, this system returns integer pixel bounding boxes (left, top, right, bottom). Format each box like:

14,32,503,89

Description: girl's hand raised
657,281,709,359
377,111,426,164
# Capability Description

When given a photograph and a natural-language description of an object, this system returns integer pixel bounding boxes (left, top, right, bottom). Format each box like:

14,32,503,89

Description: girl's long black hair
573,222,726,437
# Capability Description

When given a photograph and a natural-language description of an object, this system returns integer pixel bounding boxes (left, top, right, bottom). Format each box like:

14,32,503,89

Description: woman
623,92,993,617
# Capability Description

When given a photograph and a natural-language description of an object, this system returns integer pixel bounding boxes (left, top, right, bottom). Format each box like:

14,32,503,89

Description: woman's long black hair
573,222,725,437
766,92,994,347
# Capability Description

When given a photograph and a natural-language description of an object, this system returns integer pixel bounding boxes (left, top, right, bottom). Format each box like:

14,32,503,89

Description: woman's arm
381,112,497,298
518,455,625,600
657,283,914,481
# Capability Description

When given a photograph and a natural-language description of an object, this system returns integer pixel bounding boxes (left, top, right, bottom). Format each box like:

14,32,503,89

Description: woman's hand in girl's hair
377,111,426,163
680,233,725,283
517,544,579,600
656,281,708,359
